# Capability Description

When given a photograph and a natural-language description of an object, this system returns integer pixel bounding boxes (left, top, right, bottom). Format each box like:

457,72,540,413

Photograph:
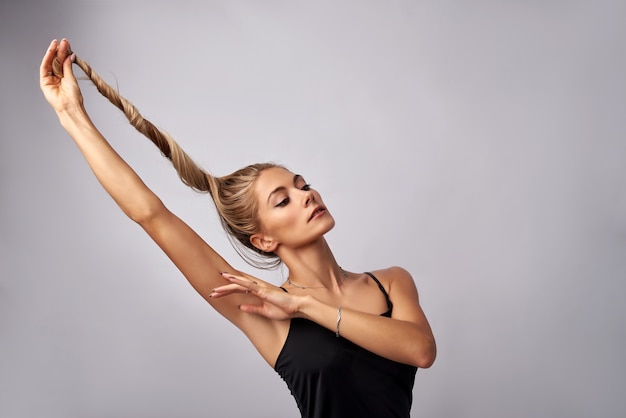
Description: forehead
254,167,296,194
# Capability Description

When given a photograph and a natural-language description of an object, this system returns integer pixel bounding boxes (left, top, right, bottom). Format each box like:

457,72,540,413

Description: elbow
412,338,437,369
127,197,167,225
416,351,436,369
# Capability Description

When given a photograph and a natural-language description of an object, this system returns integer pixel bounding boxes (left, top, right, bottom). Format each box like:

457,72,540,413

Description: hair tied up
71,54,284,269
72,55,212,194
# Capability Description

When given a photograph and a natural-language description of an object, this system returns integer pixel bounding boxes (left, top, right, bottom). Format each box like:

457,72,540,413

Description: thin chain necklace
287,268,348,289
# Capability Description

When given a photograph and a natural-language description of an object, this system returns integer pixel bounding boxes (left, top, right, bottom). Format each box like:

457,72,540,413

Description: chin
321,216,336,234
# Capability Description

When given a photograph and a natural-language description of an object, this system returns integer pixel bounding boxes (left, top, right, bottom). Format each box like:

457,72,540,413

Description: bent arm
299,267,436,368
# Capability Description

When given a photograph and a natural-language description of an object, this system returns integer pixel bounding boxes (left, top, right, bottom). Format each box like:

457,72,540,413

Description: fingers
209,283,249,298
210,272,267,299
62,46,76,81
217,273,296,320
221,272,259,289
40,38,74,81
52,38,73,77
238,304,265,315
40,39,58,80
59,38,73,58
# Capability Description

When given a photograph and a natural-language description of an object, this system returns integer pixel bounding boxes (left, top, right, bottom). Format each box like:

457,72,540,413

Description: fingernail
70,53,76,62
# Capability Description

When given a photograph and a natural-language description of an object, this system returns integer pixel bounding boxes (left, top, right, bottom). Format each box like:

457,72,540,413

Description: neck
279,238,346,291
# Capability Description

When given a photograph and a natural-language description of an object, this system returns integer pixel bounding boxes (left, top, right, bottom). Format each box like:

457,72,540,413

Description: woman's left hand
210,273,305,321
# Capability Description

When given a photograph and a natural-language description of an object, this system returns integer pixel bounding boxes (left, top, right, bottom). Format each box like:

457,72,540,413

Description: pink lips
308,206,326,221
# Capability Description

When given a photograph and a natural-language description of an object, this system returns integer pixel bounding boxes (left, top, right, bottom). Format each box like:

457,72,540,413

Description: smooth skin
40,38,436,369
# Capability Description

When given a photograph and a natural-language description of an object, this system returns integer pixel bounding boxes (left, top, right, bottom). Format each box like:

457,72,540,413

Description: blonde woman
40,38,436,418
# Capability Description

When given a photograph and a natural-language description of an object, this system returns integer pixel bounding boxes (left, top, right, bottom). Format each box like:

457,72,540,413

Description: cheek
279,208,300,227
266,208,300,236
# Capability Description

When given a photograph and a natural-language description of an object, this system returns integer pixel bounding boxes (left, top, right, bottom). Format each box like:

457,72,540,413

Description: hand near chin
210,272,304,321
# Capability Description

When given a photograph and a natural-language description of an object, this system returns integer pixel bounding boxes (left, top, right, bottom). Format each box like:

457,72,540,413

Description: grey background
1,1,625,417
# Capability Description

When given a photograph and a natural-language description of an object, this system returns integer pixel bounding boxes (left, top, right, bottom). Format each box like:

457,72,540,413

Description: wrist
296,296,343,337
57,101,85,116
57,104,92,129
295,294,316,319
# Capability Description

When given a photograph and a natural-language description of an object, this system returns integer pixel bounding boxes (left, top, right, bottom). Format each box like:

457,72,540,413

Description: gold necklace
287,268,348,289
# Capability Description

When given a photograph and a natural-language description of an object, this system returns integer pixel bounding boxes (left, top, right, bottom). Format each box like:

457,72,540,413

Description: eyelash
275,184,312,207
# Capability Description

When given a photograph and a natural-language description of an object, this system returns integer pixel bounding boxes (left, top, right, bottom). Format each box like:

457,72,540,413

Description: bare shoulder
369,265,414,284
369,266,418,295
369,266,428,325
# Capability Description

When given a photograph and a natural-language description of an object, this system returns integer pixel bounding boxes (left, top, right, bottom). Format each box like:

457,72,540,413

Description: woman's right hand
39,39,84,114
211,272,306,321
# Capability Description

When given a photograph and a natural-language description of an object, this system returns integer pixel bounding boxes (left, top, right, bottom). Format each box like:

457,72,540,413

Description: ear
250,233,279,253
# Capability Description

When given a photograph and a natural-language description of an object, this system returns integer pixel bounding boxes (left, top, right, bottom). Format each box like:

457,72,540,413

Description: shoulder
370,265,413,282
369,266,417,294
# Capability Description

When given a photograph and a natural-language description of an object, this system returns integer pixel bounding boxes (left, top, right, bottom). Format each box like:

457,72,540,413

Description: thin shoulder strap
364,271,393,312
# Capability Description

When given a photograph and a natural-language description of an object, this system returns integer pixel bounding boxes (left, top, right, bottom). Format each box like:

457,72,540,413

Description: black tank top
274,272,418,418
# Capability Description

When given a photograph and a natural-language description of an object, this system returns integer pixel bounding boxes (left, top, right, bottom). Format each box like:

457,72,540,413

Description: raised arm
39,39,280,353
40,40,167,223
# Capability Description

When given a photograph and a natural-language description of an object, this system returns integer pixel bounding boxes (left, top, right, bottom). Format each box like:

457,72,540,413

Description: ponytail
66,54,282,269
70,55,215,194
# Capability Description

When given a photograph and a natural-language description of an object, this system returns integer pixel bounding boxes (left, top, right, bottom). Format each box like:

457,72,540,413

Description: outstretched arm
39,40,281,355
40,39,164,223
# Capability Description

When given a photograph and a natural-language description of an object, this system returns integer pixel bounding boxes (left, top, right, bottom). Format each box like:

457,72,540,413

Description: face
251,167,335,253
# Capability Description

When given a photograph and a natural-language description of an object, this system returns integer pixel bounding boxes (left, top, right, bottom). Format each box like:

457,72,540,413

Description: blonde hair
70,55,282,269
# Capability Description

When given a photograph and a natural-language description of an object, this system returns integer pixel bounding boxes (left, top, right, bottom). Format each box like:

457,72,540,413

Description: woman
40,38,436,418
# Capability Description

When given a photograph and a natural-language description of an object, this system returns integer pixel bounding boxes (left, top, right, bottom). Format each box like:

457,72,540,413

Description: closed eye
275,184,309,207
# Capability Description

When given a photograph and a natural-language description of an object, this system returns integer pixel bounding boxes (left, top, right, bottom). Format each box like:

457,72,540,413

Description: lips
308,206,326,221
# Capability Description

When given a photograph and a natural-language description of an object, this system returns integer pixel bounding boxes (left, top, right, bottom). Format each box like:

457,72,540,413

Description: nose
303,189,314,206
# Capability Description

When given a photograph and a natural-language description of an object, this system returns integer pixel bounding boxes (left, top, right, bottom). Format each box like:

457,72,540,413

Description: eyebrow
267,174,303,204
